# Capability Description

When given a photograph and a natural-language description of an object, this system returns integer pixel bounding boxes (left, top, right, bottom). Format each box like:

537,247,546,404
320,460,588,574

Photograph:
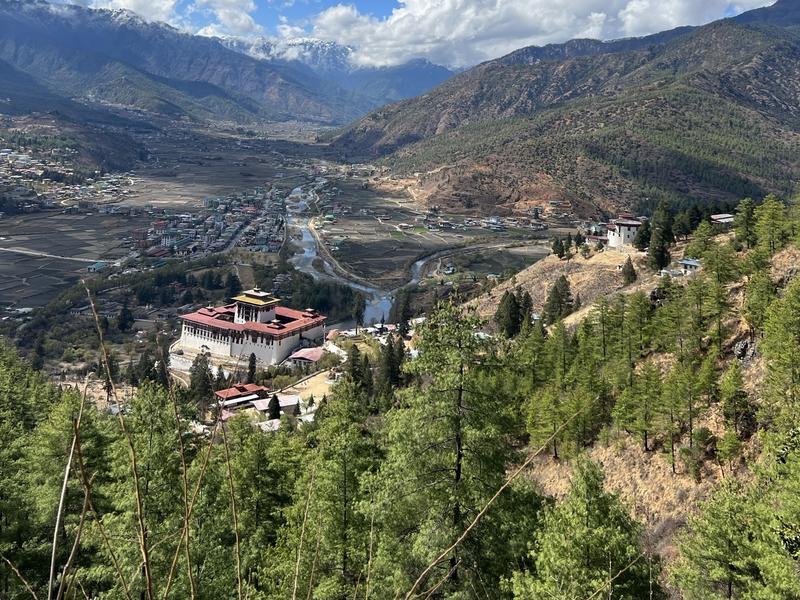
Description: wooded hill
333,0,800,216
1,193,800,598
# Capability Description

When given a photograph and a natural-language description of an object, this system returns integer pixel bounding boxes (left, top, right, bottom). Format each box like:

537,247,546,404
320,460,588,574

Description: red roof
215,383,270,401
181,304,326,339
288,347,325,362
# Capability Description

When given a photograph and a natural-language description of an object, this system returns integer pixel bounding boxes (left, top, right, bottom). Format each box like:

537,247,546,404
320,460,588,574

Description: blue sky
90,0,775,67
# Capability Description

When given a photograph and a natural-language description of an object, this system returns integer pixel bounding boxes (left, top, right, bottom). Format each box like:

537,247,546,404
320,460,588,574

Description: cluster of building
129,187,285,260
0,143,141,217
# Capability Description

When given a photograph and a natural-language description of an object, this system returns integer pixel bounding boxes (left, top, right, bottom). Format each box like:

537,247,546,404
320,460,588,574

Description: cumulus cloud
90,0,182,23
309,0,773,67
194,0,263,36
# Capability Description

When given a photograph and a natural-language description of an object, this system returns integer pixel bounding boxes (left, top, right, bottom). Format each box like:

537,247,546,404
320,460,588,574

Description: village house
606,216,644,248
177,288,326,366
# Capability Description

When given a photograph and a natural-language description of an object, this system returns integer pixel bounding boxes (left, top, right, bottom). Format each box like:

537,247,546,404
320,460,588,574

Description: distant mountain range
334,0,800,216
220,37,455,107
0,0,453,125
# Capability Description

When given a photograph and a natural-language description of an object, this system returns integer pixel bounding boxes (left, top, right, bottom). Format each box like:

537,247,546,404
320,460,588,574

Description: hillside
469,248,659,325
0,0,371,124
334,0,800,216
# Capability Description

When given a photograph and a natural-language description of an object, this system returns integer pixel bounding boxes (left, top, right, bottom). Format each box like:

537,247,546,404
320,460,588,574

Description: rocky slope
334,0,800,216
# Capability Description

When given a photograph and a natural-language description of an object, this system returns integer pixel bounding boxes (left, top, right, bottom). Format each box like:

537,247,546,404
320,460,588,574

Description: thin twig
161,339,196,599
221,421,244,600
1,553,40,600
56,484,91,600
304,529,322,600
421,559,461,600
85,283,154,600
584,553,644,600
73,419,133,600
162,420,219,599
292,460,318,600
404,409,582,599
48,383,88,600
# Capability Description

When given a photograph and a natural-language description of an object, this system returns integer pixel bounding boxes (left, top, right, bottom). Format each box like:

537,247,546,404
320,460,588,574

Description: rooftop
232,288,280,307
182,304,325,338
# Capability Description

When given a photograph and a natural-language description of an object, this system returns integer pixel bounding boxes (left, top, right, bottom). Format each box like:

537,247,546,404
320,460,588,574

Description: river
285,184,399,325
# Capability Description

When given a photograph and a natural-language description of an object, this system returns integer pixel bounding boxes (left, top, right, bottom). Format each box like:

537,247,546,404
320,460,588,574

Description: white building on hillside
607,217,643,248
177,288,326,365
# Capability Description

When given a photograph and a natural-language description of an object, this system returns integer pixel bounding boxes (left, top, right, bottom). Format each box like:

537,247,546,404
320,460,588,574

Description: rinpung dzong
177,288,326,365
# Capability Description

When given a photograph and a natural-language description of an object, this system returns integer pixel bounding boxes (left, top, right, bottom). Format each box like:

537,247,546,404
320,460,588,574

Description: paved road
0,246,97,263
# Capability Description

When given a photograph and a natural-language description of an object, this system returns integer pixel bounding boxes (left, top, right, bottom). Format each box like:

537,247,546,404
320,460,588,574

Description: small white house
607,218,643,248
678,258,702,276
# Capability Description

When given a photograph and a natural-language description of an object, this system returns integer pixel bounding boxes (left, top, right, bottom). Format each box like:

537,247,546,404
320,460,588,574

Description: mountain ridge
219,36,456,106
0,0,371,124
333,0,800,216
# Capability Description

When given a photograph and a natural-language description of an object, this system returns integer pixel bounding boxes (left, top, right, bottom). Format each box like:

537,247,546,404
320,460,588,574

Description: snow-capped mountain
221,36,455,105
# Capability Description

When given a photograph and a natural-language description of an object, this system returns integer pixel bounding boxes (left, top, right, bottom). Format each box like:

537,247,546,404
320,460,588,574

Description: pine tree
247,352,256,384
744,270,776,337
495,290,521,337
367,302,541,597
189,353,214,415
762,276,800,427
613,359,660,451
118,301,134,332
551,237,565,258
622,256,637,284
720,361,752,437
754,194,787,256
673,482,798,598
648,201,673,271
267,393,280,420
735,197,757,248
352,293,366,332
685,220,714,258
543,275,573,325
673,211,692,240
511,459,662,599
226,273,242,298
633,219,651,251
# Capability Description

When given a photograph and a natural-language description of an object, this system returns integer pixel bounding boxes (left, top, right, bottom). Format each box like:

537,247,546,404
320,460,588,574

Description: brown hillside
469,247,659,326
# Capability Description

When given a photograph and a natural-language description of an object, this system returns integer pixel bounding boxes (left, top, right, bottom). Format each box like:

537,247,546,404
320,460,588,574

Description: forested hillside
2,194,800,598
334,0,800,216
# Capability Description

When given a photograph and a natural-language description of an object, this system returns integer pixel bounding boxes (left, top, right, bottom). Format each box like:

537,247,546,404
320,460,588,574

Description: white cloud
194,0,263,36
90,0,182,23
309,0,774,67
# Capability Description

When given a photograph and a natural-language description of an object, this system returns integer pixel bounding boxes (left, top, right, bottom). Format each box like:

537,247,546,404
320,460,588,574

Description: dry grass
468,247,660,326
528,431,719,562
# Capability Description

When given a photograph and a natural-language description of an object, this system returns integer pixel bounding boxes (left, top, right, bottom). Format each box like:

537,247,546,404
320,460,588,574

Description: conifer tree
735,197,757,248
744,270,776,337
551,236,565,258
543,275,573,325
495,290,521,337
673,482,799,598
511,459,662,599
613,359,660,451
633,219,651,251
762,277,800,426
719,361,752,437
268,393,280,420
685,220,714,258
247,352,256,384
367,302,540,597
622,256,637,284
754,194,787,256
648,201,673,271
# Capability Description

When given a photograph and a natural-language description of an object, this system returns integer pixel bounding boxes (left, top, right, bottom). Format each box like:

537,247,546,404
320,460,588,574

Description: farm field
0,211,151,308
